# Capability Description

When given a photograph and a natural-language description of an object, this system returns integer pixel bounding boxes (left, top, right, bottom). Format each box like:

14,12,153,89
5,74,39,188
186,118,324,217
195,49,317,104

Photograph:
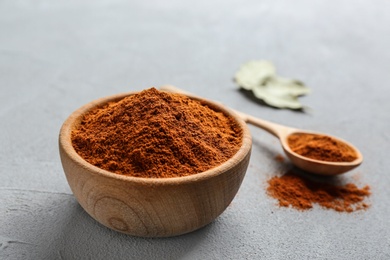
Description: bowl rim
59,90,252,186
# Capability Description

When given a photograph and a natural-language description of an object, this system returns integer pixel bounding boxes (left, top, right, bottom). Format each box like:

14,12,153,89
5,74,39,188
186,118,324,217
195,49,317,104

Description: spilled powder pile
72,88,243,178
288,133,358,162
267,171,370,212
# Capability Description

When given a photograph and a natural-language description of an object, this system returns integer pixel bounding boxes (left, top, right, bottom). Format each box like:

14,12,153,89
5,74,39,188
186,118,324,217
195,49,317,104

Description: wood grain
59,92,252,237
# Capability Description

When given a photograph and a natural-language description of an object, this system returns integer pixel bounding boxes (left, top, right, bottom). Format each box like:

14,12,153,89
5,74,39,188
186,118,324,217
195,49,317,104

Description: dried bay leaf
234,60,276,90
268,77,309,96
253,84,304,109
234,60,310,110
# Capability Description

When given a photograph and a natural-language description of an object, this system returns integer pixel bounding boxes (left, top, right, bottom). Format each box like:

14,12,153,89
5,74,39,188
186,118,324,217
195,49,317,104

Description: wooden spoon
160,85,363,176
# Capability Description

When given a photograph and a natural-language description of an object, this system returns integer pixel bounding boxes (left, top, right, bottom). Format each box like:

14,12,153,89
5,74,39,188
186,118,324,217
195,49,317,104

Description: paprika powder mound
287,133,358,162
71,88,243,178
267,170,370,212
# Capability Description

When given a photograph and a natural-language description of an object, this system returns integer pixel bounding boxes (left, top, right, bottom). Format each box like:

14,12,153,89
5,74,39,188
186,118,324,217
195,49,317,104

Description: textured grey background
1,0,389,259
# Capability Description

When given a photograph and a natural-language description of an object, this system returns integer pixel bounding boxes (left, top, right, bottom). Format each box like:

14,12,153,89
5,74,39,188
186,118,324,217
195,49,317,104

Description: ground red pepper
71,88,243,178
267,170,370,212
287,133,358,162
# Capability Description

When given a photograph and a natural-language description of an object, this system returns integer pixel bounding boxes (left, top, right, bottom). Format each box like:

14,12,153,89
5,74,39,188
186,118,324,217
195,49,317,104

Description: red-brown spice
267,170,370,212
274,154,285,163
287,133,358,162
71,88,243,178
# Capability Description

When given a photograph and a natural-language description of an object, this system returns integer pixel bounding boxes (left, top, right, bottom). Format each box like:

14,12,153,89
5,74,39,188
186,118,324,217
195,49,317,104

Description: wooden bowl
59,91,252,237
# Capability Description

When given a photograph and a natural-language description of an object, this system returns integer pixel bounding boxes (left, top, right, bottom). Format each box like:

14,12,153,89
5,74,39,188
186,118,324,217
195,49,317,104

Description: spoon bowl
281,131,363,175
160,85,363,176
59,91,252,237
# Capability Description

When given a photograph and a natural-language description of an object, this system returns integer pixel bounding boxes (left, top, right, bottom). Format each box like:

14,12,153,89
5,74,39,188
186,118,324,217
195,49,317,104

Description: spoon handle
237,112,294,139
160,85,296,139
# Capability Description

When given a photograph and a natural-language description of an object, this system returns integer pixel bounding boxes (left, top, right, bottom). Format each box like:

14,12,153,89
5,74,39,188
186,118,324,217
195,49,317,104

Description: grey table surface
1,0,389,259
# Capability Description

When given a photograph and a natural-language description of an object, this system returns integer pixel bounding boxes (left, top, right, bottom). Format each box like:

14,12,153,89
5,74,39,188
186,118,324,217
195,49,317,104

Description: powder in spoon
267,170,370,212
287,133,358,162
71,88,243,178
